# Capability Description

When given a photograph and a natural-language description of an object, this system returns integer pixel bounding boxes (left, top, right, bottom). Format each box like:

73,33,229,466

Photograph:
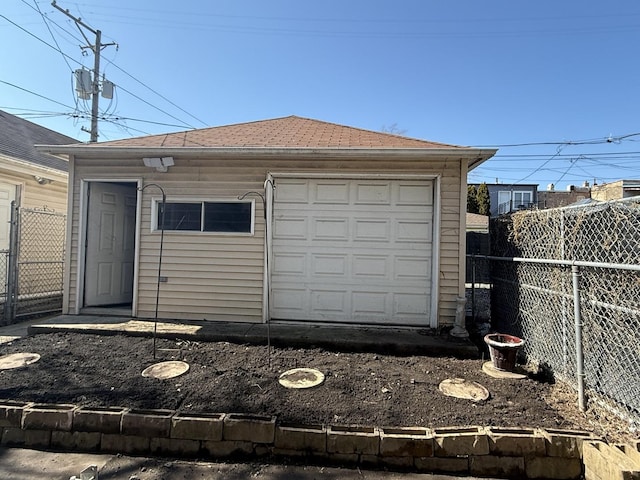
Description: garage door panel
271,178,434,326
353,255,389,279
275,181,309,203
397,183,433,205
315,182,350,204
271,286,307,313
355,183,391,205
311,254,347,276
272,253,306,275
393,293,428,315
274,217,307,239
352,291,388,316
311,290,347,314
354,218,391,242
395,219,433,243
394,256,430,281
313,217,349,240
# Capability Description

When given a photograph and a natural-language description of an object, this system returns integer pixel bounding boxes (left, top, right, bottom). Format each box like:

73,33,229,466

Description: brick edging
1,400,638,479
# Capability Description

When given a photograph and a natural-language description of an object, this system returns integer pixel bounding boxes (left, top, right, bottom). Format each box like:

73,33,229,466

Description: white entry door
0,182,16,250
270,178,434,326
84,182,137,306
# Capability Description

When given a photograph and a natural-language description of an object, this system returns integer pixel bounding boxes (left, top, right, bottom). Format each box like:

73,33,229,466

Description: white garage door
271,178,434,326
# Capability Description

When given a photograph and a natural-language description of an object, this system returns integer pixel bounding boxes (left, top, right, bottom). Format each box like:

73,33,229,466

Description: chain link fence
488,197,640,431
1,205,66,324
0,250,8,318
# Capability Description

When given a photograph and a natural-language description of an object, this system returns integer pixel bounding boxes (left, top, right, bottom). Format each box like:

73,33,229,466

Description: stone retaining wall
1,400,638,479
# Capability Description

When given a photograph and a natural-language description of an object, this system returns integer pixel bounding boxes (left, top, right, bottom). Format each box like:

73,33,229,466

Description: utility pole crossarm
51,0,115,142
51,0,96,34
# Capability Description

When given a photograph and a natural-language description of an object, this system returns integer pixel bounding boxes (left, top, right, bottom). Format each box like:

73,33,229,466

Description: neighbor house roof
466,213,489,231
0,110,77,173
93,116,463,149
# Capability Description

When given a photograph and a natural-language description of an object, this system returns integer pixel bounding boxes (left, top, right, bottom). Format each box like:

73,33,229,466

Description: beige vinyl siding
437,172,463,324
0,171,67,213
20,177,67,213
67,154,464,326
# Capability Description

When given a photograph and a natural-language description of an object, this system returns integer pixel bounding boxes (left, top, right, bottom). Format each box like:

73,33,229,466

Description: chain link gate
2,202,66,324
487,197,640,431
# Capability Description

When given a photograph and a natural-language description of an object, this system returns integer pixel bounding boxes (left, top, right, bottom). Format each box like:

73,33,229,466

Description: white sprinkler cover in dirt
278,368,325,389
438,378,490,402
141,361,190,379
0,352,41,370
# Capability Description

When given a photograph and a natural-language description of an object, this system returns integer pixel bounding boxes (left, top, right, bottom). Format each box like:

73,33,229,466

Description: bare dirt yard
0,332,633,442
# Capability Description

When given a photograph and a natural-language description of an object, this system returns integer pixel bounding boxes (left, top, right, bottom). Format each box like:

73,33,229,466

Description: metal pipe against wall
572,265,586,412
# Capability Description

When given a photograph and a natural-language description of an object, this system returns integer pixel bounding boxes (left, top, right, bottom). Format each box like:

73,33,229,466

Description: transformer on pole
52,1,116,142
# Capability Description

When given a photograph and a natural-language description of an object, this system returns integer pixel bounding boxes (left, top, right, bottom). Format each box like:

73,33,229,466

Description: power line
0,13,83,68
101,58,208,127
63,3,640,39
492,151,640,159
30,0,74,72
113,83,196,130
473,133,640,148
0,79,76,110
67,112,195,130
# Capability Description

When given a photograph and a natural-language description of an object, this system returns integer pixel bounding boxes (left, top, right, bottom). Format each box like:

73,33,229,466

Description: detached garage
39,116,495,331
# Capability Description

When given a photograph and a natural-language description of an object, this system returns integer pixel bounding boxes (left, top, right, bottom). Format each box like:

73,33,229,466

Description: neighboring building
0,110,76,249
591,180,640,201
40,116,496,330
538,183,592,209
469,183,538,217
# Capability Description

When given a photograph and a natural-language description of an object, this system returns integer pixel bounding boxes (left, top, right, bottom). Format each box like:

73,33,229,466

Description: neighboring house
538,183,591,209
39,116,496,330
0,110,76,249
469,183,538,217
591,180,640,201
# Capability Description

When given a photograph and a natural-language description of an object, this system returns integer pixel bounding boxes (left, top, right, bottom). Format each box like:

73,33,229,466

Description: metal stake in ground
139,183,166,360
239,178,276,369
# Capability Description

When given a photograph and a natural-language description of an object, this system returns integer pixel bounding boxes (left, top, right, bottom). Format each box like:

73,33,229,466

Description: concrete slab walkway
0,448,496,479
2,314,479,357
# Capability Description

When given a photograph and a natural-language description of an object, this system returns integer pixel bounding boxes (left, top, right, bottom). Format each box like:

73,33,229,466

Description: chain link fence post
4,201,19,324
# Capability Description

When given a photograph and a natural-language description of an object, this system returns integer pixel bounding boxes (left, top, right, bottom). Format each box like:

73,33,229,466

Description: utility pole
51,1,116,142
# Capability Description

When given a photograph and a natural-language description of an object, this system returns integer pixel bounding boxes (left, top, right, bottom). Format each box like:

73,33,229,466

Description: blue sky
2,0,639,190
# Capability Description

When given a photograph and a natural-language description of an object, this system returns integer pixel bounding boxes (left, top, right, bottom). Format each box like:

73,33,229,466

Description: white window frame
150,197,255,235
512,191,533,209
498,191,511,214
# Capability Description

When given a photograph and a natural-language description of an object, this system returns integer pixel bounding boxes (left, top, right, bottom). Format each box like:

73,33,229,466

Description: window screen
204,202,252,232
157,201,252,233
160,203,201,231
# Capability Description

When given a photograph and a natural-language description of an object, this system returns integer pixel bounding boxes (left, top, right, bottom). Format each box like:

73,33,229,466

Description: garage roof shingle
95,116,462,149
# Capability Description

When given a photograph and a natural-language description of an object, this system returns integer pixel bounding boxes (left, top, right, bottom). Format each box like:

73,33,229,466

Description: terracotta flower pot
484,333,525,372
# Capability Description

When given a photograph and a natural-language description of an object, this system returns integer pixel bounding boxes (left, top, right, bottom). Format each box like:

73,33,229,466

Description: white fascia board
35,145,497,165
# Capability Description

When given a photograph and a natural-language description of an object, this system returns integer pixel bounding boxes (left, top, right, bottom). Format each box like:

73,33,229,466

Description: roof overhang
0,153,69,179
35,145,497,167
